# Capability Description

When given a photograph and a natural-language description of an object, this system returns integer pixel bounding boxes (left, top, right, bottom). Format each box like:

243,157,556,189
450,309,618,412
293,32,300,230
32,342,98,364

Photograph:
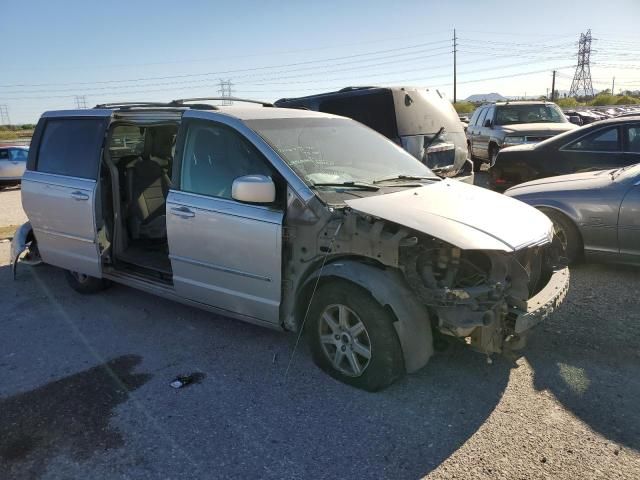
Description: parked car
12,99,569,391
466,101,578,171
0,145,28,187
505,163,640,265
274,87,471,178
489,116,640,191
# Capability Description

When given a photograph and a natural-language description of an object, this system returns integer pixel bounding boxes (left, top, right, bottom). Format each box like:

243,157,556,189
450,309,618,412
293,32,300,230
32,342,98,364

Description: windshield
495,104,567,125
245,117,435,186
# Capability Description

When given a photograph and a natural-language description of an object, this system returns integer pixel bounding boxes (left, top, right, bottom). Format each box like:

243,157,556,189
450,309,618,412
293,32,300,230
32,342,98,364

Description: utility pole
612,76,615,95
453,28,457,103
551,70,556,101
569,29,595,99
0,104,10,125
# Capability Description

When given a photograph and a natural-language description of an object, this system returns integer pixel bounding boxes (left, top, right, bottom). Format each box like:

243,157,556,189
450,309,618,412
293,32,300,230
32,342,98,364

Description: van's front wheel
306,281,405,391
65,270,111,294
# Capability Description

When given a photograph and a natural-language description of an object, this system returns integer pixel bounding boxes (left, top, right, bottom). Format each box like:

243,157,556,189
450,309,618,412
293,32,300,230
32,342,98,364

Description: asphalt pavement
0,186,639,479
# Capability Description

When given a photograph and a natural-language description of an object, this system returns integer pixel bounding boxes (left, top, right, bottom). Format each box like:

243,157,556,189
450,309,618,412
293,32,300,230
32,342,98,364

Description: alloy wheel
318,304,372,377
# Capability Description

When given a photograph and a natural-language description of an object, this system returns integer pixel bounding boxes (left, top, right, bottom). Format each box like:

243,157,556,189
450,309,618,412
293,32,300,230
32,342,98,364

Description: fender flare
298,260,433,373
10,221,35,279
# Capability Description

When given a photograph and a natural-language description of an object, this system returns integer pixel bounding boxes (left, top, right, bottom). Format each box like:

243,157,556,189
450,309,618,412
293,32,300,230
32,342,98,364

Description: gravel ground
0,186,27,228
0,187,638,479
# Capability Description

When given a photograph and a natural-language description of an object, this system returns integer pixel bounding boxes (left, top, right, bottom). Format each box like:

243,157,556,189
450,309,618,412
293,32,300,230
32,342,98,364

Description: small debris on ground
169,372,206,389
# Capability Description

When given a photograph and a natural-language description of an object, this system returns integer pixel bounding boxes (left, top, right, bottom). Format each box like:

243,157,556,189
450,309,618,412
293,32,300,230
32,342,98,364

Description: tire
65,270,111,294
305,280,405,391
542,210,582,264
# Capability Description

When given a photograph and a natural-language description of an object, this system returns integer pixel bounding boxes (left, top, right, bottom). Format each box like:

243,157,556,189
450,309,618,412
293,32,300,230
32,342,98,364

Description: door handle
70,191,89,201
170,206,195,218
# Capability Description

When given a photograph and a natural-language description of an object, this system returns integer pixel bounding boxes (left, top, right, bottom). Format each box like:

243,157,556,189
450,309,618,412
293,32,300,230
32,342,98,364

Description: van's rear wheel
65,270,111,294
305,281,405,391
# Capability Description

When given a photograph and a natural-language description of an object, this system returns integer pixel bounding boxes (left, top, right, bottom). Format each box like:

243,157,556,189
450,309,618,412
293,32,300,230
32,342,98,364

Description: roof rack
169,96,273,107
94,102,174,109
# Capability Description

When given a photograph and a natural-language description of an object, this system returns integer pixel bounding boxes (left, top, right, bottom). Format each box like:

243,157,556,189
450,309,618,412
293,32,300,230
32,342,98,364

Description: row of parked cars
464,100,640,266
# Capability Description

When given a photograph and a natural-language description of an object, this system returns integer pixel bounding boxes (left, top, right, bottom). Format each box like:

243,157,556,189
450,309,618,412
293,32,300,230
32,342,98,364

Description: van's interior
99,120,181,284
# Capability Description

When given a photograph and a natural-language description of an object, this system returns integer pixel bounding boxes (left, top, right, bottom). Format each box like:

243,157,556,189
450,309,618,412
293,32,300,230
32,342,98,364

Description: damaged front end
400,235,569,354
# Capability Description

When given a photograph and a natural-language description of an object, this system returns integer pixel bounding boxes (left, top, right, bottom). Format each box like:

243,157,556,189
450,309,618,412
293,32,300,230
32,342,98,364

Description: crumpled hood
501,123,578,135
505,169,613,195
345,180,553,252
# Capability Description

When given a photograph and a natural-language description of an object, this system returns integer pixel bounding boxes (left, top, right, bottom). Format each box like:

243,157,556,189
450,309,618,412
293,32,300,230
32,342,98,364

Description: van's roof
41,105,340,121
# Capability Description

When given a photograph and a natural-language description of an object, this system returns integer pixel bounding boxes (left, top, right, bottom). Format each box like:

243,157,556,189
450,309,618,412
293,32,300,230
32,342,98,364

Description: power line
0,48,453,96
0,39,452,89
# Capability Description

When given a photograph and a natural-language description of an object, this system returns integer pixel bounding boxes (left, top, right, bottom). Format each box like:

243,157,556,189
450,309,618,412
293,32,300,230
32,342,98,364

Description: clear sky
2,0,639,123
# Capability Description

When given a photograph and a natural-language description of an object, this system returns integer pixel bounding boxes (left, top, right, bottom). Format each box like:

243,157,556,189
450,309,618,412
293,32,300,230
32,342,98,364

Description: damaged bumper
513,266,570,334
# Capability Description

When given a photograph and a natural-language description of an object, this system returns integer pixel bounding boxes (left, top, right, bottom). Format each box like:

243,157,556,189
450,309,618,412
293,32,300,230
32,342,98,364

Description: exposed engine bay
283,191,566,358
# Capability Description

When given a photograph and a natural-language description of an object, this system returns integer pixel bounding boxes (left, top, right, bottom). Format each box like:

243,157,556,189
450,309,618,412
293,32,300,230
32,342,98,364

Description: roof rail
94,102,173,109
170,97,273,107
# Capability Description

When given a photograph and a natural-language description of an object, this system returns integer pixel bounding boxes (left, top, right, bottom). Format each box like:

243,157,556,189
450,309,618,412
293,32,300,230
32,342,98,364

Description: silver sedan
0,146,28,187
505,163,640,265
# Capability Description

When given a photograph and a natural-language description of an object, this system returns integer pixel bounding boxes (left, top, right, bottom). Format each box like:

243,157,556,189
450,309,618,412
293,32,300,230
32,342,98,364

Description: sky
2,0,639,123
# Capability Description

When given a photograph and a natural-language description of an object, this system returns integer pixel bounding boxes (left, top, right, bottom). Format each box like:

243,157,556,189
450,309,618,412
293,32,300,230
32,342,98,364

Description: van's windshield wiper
311,181,380,191
373,174,440,184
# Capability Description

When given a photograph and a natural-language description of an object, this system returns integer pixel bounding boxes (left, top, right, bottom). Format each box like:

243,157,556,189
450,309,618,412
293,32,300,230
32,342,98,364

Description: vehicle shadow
525,262,640,451
1,261,511,479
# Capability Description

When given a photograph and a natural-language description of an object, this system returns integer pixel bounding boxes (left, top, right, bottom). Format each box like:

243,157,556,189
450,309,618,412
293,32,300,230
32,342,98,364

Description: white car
0,145,28,187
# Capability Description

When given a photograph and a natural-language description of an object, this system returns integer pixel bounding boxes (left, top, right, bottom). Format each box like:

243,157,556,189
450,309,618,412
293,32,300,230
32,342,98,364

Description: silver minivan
12,99,569,391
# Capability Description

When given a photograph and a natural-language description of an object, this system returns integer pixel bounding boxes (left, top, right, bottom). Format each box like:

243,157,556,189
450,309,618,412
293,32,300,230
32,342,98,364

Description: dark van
275,87,471,178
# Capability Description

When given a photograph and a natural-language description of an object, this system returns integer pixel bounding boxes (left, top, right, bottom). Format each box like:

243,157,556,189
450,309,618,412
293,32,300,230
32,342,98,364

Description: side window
626,125,640,153
483,106,495,127
469,109,481,126
566,127,620,152
180,121,274,200
10,149,28,161
0,149,8,160
36,119,105,179
476,108,488,128
318,92,397,139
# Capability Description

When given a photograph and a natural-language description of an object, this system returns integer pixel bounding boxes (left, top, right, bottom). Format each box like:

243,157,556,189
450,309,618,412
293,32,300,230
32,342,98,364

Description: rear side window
0,149,8,160
469,109,481,126
318,91,398,139
36,119,105,179
566,127,620,152
476,108,488,128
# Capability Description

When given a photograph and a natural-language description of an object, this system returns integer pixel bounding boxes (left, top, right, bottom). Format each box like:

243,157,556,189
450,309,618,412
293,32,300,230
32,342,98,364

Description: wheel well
293,261,397,332
537,206,584,251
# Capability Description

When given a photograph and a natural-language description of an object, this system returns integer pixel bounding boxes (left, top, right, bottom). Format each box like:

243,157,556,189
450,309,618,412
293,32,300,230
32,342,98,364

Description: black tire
65,270,111,294
542,210,582,264
305,280,405,391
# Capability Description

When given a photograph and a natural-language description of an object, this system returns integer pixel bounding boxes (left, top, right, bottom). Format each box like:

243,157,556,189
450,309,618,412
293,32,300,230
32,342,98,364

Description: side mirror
483,119,492,128
569,115,583,126
232,175,276,204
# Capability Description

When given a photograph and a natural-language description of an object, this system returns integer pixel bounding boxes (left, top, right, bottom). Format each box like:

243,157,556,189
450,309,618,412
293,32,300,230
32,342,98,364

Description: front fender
300,260,433,374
